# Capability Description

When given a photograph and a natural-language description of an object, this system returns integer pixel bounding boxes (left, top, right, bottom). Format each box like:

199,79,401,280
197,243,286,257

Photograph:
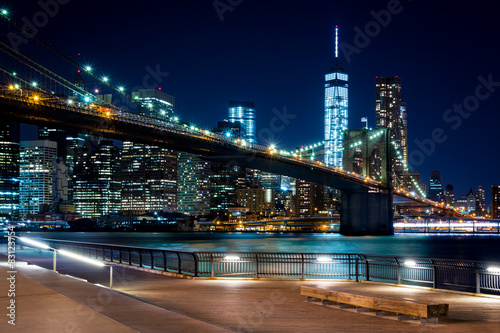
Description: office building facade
121,142,177,214
0,123,20,220
492,185,500,219
295,179,324,217
475,186,485,216
177,152,211,216
444,184,455,204
122,89,178,214
375,76,408,175
228,101,256,143
428,170,443,202
132,89,175,120
236,188,275,214
19,140,58,218
73,139,121,218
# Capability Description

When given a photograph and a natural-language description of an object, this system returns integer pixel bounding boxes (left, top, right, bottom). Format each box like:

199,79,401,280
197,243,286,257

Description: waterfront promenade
2,252,500,332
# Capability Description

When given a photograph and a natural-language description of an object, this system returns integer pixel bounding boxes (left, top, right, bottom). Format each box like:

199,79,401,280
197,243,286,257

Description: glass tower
428,170,443,202
177,152,211,216
228,101,256,143
324,26,348,167
73,139,121,218
121,141,177,215
492,185,500,219
19,140,58,218
0,123,20,221
132,89,175,121
375,76,407,174
122,89,178,214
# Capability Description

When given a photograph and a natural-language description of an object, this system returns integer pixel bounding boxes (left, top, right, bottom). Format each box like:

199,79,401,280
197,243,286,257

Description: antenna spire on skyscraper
335,25,339,61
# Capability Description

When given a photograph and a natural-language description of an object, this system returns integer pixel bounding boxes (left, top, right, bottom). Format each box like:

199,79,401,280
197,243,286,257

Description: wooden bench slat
300,286,448,321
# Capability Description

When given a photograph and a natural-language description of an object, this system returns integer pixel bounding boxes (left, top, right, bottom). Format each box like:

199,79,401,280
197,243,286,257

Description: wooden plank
373,297,430,318
301,286,449,319
336,291,375,309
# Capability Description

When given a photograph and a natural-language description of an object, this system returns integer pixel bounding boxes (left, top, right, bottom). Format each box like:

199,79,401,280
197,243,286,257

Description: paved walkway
2,248,500,332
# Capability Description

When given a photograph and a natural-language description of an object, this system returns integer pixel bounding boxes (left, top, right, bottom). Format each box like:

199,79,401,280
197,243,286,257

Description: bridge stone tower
341,129,393,235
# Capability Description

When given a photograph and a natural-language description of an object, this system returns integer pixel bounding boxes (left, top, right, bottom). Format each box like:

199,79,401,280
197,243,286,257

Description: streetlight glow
405,260,417,267
58,249,106,267
316,256,333,262
487,266,500,274
19,237,50,249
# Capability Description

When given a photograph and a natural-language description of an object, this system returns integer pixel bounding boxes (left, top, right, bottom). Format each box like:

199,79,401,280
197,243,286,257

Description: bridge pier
340,189,394,236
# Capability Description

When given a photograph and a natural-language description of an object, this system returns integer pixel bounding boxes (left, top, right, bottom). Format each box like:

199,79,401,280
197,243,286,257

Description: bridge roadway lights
340,189,394,236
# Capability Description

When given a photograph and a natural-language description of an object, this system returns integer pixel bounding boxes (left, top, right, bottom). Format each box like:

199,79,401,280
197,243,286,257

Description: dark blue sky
10,0,500,204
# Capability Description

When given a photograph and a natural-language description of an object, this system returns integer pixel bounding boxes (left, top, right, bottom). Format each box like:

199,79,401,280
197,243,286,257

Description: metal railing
21,239,500,296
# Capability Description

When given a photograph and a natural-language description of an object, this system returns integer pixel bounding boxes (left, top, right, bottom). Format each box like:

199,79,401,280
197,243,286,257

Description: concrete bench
301,286,448,324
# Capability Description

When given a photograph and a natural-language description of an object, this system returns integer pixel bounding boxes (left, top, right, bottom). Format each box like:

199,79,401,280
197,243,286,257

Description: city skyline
9,0,500,202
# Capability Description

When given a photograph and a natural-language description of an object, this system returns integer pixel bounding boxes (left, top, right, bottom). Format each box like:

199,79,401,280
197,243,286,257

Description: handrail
12,238,500,296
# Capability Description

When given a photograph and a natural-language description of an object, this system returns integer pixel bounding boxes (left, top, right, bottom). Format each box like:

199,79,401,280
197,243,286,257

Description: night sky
8,0,500,205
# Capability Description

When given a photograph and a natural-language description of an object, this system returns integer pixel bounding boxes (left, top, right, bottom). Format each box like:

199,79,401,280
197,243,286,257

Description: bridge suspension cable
0,11,136,107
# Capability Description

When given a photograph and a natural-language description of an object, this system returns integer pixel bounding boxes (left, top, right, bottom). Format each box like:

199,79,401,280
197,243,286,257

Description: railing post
348,255,351,280
193,253,198,277
150,250,154,269
255,254,259,278
396,258,401,285
366,259,370,281
475,263,481,294
177,253,182,274
139,249,143,268
355,257,359,282
431,259,437,289
301,254,305,279
211,254,214,278
118,247,122,264
128,248,132,265
163,251,167,271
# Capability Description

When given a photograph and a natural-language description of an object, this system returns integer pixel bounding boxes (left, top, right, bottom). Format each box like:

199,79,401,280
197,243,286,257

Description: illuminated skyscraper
444,184,455,204
19,140,57,218
133,89,175,120
177,152,210,216
121,89,178,214
210,162,243,215
73,139,121,218
428,170,443,202
0,123,20,220
324,26,348,167
375,76,407,174
492,185,500,219
228,101,256,143
121,142,177,214
475,186,485,215
295,180,324,217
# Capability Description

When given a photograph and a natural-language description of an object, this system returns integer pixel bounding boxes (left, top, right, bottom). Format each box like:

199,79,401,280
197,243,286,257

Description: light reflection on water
8,231,500,262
